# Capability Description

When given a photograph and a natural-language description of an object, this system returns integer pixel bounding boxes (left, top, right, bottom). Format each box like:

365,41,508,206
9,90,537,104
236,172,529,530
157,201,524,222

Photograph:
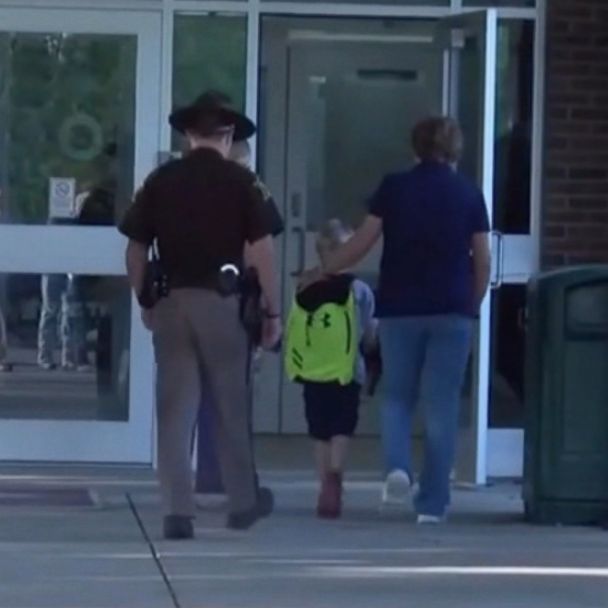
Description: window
0,273,130,421
172,13,247,151
493,20,535,234
0,33,136,225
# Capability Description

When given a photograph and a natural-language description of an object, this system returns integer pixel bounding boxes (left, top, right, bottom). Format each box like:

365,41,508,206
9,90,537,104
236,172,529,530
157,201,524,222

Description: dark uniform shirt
119,148,276,289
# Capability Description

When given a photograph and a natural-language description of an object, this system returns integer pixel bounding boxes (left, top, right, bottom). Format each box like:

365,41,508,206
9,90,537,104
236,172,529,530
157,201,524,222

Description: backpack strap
297,273,355,309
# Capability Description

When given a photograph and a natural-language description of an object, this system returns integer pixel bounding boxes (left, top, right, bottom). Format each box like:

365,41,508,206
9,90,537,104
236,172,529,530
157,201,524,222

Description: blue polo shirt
369,161,490,318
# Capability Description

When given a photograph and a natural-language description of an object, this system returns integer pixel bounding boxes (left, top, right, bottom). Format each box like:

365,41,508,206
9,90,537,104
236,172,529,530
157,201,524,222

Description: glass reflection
489,285,526,428
0,32,136,225
494,21,534,234
172,14,247,152
0,273,131,421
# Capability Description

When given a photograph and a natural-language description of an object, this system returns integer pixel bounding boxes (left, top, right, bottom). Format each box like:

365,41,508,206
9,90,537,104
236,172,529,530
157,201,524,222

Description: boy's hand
361,319,379,352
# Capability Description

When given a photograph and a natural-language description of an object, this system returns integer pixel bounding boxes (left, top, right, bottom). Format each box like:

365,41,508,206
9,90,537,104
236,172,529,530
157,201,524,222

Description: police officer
119,91,282,539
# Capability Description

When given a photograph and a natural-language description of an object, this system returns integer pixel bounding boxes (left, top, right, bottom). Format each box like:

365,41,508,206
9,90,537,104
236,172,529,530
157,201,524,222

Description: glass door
0,8,161,462
437,9,498,484
487,19,536,478
277,20,443,434
262,14,514,484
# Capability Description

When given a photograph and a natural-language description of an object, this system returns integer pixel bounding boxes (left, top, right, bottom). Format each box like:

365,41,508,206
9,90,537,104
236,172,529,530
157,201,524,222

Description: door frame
439,9,498,485
0,0,542,473
258,6,541,480
0,7,162,462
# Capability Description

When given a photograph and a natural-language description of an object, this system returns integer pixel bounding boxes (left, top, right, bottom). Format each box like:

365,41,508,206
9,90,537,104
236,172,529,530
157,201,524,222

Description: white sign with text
48,177,76,219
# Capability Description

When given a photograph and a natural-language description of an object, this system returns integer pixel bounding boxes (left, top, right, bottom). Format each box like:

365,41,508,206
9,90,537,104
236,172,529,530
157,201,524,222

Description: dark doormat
0,485,95,507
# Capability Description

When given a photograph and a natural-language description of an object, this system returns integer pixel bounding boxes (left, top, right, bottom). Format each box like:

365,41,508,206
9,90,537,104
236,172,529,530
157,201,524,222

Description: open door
264,14,498,485
436,10,498,485
279,33,442,434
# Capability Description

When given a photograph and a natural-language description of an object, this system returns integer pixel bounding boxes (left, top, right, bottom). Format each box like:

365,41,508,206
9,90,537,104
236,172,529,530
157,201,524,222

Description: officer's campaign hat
169,90,255,141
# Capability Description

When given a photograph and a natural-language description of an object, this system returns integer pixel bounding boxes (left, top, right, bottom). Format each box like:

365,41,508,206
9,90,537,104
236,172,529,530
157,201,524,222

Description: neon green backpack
285,275,357,385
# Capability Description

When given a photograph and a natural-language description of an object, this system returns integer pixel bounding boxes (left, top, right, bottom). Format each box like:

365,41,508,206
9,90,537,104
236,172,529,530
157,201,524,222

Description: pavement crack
127,492,182,608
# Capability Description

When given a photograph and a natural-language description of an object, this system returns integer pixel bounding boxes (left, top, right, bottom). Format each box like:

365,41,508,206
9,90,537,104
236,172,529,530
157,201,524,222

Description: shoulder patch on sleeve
253,177,272,202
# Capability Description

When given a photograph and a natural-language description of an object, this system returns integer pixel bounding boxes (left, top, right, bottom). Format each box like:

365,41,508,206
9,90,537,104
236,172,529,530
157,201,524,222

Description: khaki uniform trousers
152,289,257,517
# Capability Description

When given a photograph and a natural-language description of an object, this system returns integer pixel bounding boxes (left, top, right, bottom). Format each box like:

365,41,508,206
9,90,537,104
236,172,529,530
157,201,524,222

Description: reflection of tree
171,16,247,152
173,15,246,112
494,22,533,234
4,33,135,223
0,34,11,222
0,35,12,319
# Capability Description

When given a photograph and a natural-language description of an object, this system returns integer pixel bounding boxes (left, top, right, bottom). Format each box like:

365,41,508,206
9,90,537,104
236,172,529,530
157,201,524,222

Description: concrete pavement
0,466,607,608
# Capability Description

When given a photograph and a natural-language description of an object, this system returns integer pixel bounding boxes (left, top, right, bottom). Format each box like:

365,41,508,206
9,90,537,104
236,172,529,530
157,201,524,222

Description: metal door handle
291,192,303,219
491,230,504,289
291,226,306,277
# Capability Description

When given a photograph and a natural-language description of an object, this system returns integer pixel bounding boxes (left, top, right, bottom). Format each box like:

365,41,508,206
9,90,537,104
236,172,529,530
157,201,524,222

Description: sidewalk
1,465,607,608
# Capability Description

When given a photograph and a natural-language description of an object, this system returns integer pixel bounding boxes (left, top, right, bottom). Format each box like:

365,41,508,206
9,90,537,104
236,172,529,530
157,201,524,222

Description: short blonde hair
229,140,251,167
317,219,353,253
412,116,463,163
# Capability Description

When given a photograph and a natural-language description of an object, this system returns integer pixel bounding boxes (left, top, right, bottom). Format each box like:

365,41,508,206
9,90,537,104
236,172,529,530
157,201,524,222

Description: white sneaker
416,514,444,525
380,470,412,511
195,493,227,510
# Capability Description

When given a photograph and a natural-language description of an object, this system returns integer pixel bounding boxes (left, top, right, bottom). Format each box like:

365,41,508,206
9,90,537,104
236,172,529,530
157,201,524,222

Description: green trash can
524,266,608,525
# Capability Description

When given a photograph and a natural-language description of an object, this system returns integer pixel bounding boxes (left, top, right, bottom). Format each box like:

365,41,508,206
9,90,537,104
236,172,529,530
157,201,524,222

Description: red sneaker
316,475,332,518
317,472,343,519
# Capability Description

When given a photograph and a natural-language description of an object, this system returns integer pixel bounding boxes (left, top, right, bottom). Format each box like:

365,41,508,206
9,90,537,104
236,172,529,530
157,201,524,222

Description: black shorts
303,382,360,441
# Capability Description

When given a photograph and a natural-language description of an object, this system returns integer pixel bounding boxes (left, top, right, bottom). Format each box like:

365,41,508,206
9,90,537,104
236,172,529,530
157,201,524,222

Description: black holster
217,265,263,346
239,268,264,347
138,243,169,309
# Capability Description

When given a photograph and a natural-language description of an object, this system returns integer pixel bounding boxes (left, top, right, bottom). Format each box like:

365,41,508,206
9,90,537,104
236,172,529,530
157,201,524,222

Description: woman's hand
323,215,382,274
471,232,491,310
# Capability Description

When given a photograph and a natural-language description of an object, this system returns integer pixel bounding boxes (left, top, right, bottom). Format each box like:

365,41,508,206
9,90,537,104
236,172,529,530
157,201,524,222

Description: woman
310,117,491,523
0,307,12,372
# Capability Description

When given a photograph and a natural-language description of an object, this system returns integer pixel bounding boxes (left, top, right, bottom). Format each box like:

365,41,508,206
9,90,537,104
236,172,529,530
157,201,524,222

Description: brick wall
542,0,608,267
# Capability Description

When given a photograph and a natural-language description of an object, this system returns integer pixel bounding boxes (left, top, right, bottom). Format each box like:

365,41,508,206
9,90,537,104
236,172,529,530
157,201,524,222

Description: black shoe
227,487,275,531
163,515,194,540
226,507,259,531
258,486,274,518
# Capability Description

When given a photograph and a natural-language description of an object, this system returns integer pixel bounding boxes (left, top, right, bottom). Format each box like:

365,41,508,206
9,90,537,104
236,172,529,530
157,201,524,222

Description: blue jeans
37,274,86,367
379,315,473,517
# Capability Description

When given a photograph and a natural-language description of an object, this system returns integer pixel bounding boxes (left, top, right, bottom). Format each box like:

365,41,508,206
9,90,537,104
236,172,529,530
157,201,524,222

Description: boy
286,219,375,519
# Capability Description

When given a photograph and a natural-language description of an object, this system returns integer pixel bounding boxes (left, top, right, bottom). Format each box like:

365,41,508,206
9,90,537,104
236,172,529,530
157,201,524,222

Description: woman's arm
471,232,491,310
323,215,383,274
